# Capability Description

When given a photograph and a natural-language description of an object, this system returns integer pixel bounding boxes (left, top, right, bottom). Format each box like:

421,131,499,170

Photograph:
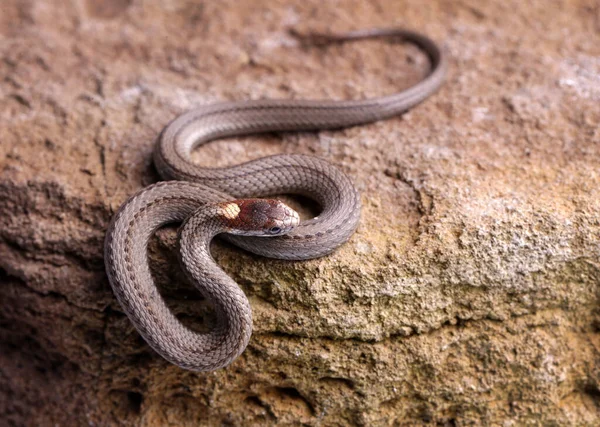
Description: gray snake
104,28,447,371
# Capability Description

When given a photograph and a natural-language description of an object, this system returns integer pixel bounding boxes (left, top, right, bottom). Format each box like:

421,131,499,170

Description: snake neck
106,186,252,371
177,206,251,326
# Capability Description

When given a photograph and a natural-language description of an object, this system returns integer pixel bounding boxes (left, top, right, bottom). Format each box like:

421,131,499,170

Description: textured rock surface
1,0,600,425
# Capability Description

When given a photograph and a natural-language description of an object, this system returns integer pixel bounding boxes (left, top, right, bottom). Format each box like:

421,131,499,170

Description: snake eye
269,226,282,234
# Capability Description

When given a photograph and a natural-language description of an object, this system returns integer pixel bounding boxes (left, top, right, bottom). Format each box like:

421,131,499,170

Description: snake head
218,199,300,237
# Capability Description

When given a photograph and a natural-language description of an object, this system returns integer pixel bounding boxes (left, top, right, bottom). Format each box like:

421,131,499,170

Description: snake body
104,28,447,371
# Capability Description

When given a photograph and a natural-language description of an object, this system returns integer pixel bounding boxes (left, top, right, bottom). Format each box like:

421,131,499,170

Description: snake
104,28,447,371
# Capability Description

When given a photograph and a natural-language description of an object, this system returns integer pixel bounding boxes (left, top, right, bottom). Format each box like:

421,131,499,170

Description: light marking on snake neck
221,203,241,220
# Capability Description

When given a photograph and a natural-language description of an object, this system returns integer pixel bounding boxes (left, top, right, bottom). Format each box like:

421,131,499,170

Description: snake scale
104,28,447,371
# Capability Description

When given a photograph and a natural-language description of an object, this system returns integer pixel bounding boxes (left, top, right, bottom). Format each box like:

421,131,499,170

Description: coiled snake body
104,29,447,371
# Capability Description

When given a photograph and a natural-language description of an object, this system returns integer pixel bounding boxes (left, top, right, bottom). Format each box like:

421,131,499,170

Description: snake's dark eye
269,226,282,234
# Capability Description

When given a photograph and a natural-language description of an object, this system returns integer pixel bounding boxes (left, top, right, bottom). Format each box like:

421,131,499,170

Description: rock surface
1,0,600,425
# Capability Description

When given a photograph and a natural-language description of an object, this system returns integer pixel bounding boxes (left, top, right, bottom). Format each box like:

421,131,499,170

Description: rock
1,0,599,425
